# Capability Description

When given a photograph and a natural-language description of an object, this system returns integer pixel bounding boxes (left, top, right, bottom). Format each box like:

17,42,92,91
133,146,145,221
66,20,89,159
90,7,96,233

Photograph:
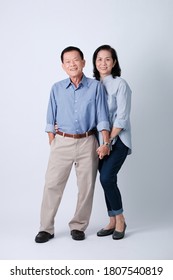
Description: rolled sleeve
45,85,57,134
45,124,56,134
113,81,131,130
113,119,129,130
97,120,110,132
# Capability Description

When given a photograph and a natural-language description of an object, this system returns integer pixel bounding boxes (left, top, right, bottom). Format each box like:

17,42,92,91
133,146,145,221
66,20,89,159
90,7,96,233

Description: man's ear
83,59,86,67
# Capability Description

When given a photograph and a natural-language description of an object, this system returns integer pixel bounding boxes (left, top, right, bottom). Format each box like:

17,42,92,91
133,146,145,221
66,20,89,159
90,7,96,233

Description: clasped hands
96,144,110,159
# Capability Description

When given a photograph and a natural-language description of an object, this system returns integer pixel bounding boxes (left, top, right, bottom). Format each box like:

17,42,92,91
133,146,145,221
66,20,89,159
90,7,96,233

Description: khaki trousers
39,134,98,234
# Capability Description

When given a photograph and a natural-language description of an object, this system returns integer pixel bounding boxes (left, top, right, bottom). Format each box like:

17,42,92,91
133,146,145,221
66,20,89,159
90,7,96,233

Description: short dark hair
92,45,121,80
61,46,84,62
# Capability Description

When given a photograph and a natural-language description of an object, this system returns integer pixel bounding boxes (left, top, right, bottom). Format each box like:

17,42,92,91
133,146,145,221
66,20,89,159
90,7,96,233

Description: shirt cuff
97,121,110,132
113,119,128,130
45,124,56,134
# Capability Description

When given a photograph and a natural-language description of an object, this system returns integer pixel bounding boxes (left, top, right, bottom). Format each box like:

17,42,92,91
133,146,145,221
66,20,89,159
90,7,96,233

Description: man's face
62,50,85,79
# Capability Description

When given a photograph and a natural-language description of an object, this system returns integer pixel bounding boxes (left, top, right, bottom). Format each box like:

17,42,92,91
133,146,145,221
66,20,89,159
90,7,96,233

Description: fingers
97,145,110,159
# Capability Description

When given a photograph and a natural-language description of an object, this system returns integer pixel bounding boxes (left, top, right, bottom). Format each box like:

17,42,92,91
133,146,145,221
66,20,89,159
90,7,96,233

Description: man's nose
70,60,75,66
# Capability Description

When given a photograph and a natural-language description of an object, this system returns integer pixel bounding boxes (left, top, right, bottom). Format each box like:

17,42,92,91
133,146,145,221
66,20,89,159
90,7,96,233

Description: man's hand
48,132,55,145
96,144,110,159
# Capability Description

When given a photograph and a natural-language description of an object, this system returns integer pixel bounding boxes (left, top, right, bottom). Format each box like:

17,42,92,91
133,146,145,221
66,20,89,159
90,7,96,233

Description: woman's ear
113,59,116,67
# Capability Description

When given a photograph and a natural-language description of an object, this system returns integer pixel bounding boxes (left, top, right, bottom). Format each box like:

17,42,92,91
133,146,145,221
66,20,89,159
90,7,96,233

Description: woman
93,45,132,239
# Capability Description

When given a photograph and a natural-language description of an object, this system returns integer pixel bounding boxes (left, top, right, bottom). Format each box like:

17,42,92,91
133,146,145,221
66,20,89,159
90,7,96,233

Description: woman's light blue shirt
102,75,132,155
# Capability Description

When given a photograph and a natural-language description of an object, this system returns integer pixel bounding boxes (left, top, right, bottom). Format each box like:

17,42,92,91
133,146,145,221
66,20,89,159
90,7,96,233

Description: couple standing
35,45,132,243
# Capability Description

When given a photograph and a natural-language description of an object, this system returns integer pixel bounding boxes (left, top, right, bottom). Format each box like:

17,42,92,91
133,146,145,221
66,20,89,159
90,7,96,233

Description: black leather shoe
112,223,127,240
71,230,85,240
35,231,54,243
97,228,115,237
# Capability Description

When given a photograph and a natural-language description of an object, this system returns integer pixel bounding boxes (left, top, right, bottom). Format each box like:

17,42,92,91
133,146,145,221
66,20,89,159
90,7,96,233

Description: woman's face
95,49,116,78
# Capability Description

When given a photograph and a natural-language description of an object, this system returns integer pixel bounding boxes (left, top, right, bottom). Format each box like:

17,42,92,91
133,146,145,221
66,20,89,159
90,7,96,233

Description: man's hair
92,44,121,80
61,46,84,62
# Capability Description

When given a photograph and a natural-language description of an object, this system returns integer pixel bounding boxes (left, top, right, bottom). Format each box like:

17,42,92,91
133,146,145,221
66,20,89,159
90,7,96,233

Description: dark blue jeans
99,137,128,217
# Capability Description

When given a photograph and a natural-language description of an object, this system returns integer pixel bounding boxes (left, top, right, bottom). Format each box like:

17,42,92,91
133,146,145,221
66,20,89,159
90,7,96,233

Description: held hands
96,143,111,159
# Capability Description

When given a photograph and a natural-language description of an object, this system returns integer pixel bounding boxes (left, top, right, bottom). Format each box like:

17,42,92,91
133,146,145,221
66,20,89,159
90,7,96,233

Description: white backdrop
0,0,173,260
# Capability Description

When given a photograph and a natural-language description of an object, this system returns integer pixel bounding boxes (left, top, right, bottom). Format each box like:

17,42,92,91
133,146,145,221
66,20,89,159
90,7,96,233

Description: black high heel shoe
112,223,127,240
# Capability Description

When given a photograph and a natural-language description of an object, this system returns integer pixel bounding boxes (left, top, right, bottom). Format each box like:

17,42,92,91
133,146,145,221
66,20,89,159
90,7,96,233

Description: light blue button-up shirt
102,75,132,154
45,74,110,134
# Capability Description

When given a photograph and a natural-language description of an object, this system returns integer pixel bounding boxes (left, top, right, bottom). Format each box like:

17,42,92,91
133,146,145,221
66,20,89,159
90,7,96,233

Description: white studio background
0,0,173,260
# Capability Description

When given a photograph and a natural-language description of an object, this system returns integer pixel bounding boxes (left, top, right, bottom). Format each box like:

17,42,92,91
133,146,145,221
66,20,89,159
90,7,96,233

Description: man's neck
70,73,83,88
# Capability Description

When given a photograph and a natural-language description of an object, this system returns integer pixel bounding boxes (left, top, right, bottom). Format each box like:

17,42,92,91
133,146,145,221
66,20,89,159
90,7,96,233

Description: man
35,46,110,243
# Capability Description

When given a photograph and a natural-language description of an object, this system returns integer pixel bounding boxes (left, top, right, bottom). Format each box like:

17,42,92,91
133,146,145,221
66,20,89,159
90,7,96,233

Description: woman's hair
61,46,84,62
92,45,121,80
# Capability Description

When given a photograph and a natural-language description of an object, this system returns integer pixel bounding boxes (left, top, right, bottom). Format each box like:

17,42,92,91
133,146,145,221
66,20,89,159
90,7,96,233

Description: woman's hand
97,144,110,159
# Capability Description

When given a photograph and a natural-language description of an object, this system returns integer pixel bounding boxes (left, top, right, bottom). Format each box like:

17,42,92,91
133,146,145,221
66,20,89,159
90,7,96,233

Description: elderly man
35,46,110,242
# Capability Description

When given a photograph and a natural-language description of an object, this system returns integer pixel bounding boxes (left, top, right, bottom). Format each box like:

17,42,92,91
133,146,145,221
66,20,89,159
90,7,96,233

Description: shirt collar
65,74,88,89
102,74,113,83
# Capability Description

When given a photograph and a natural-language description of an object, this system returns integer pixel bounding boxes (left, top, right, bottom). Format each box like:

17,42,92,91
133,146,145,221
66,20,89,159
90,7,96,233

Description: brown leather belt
56,130,95,139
